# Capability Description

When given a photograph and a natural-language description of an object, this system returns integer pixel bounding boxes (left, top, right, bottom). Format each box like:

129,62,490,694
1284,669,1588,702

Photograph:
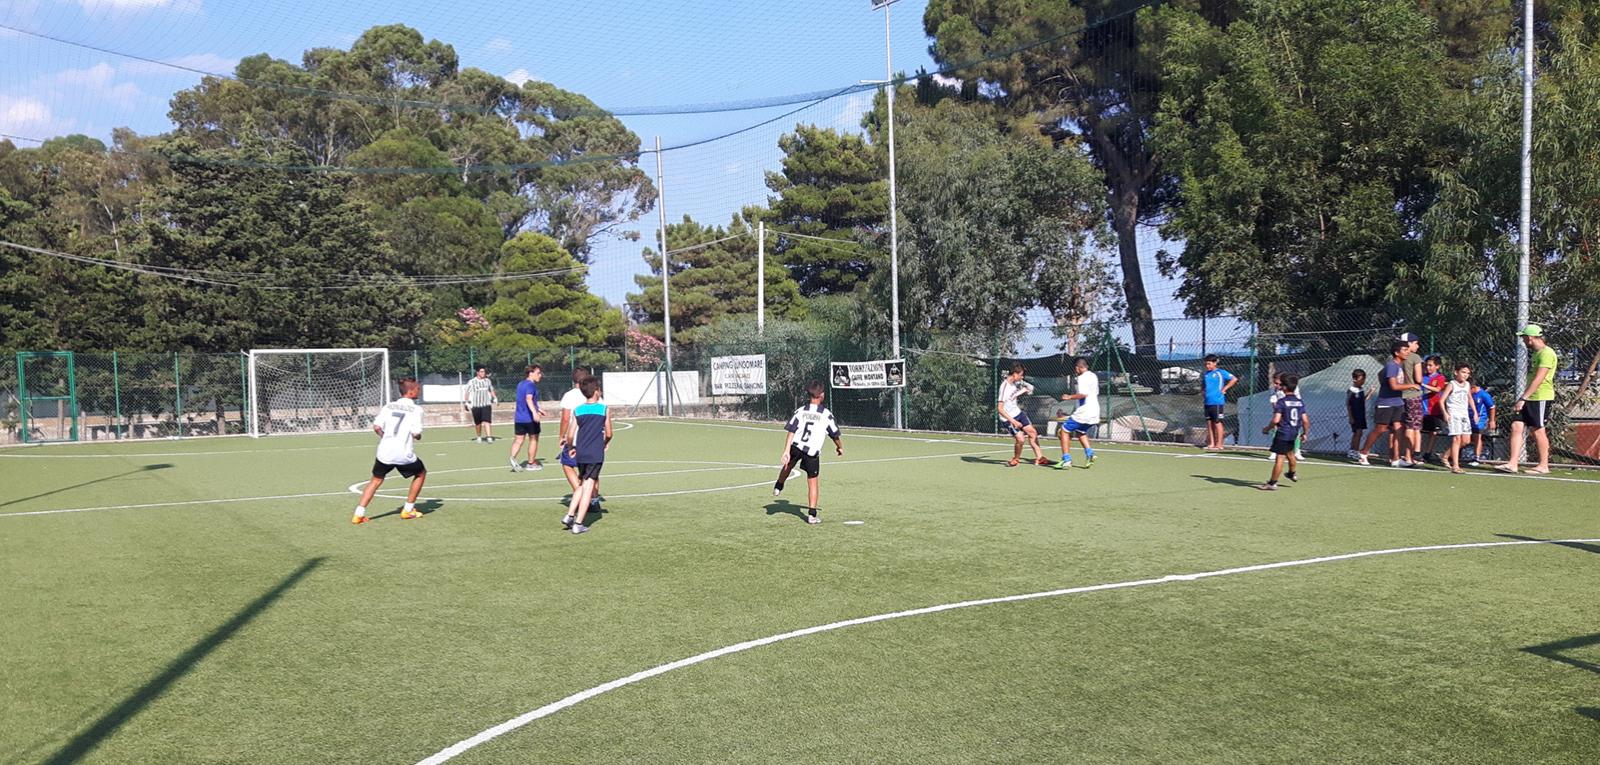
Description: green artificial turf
2,419,1597,764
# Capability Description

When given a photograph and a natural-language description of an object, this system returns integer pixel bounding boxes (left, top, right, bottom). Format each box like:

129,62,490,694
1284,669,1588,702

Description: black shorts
372,458,426,479
1519,400,1551,429
786,444,821,478
576,462,603,482
1204,404,1225,422
1269,438,1298,456
1421,414,1445,433
1374,404,1403,426
514,420,541,436
471,405,493,425
1349,414,1368,431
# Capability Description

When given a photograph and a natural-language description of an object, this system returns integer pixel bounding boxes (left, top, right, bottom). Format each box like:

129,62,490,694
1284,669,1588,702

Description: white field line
0,443,368,459
5,449,1006,519
417,536,1600,764
361,450,1006,502
0,491,351,518
640,420,1600,486
0,422,636,460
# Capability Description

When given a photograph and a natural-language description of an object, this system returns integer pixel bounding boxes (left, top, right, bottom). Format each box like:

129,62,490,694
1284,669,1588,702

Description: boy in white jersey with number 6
353,377,427,524
774,380,843,525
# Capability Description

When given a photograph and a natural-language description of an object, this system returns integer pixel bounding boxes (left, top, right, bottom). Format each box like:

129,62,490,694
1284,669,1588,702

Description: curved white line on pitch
417,537,1600,764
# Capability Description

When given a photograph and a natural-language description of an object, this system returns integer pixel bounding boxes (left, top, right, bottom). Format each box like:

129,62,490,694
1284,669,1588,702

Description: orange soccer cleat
400,509,423,520
352,514,368,525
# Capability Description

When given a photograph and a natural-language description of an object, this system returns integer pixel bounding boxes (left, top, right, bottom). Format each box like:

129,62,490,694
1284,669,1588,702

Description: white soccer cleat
1356,454,1370,466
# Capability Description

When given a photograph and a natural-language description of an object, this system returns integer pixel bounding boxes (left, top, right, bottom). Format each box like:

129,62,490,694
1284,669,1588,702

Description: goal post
247,349,390,438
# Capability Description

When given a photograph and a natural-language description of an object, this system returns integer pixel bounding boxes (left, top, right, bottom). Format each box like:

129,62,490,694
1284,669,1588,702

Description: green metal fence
3,317,1594,462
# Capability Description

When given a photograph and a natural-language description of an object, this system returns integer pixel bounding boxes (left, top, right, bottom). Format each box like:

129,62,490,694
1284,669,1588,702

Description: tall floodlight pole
871,0,903,429
655,136,674,417
1516,0,1533,414
757,220,766,337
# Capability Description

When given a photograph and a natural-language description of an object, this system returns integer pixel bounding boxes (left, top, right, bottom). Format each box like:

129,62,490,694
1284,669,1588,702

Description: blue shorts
1062,420,1096,436
1005,411,1034,436
559,442,578,468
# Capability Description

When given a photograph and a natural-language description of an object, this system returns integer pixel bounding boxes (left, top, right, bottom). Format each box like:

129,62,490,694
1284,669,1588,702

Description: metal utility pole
871,0,903,429
1516,0,1533,395
757,220,766,337
655,136,674,417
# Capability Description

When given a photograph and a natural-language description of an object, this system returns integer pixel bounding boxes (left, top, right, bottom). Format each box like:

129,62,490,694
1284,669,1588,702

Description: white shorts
1447,416,1472,437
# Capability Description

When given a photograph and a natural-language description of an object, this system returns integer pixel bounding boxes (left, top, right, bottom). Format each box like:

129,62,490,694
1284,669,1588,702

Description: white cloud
49,63,143,108
504,68,539,87
833,91,873,133
485,37,513,52
121,53,239,76
932,73,963,90
0,95,73,136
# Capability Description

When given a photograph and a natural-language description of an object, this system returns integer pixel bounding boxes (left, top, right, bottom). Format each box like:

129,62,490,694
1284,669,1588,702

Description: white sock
354,505,366,517
404,502,415,512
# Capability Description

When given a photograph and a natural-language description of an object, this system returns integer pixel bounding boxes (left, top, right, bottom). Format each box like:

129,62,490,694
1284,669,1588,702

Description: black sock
808,507,817,516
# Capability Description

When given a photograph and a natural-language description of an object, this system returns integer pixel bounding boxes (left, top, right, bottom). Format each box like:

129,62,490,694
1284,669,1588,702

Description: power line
0,239,587,290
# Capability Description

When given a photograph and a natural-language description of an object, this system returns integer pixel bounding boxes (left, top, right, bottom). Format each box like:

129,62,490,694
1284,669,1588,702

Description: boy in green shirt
1498,324,1558,475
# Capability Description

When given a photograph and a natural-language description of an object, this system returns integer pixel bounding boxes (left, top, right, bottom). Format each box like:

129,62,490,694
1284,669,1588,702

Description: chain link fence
4,317,1595,463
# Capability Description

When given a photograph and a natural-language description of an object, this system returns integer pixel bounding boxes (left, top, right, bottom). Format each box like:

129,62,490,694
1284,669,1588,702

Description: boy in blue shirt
561,377,612,535
1469,385,1496,467
508,365,545,472
1201,354,1236,450
1259,374,1310,491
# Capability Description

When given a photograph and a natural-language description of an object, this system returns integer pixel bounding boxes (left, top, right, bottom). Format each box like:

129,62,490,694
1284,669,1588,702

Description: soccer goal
247,349,390,437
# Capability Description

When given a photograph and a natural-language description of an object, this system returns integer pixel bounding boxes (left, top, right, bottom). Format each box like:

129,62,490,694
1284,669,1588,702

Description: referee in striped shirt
464,366,498,442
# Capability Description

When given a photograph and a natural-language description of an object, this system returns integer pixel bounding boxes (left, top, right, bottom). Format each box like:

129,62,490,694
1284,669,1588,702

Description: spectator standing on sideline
1201,355,1236,450
1469,384,1497,466
1398,332,1426,466
1498,325,1559,475
463,366,497,443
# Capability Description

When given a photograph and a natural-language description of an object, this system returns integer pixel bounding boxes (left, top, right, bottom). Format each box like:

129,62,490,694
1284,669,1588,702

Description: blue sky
0,0,1240,353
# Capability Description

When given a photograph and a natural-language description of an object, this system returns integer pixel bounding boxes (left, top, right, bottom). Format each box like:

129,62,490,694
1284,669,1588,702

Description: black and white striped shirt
464,377,496,408
785,403,840,456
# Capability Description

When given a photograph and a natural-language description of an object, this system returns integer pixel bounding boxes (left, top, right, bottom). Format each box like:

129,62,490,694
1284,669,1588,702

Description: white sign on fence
829,359,907,389
710,354,768,395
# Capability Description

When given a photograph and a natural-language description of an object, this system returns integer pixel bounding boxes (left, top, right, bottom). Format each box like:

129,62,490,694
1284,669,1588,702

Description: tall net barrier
2,322,1594,464
247,350,389,437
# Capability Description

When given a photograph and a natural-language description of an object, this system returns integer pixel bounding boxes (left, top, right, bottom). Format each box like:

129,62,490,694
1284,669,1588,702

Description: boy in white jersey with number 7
353,377,427,524
773,380,843,525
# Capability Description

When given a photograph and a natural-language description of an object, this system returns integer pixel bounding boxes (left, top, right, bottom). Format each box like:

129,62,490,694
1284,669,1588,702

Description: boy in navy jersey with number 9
1259,373,1310,491
773,380,843,525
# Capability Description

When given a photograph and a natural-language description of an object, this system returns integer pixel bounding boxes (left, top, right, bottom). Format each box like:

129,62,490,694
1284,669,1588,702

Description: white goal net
247,349,390,437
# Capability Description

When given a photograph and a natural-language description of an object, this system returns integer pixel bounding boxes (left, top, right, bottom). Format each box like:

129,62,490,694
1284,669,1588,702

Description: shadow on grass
959,455,1017,466
41,557,326,765
765,499,809,521
1522,633,1600,726
1494,534,1600,557
0,463,173,509
1190,474,1266,488
368,499,444,522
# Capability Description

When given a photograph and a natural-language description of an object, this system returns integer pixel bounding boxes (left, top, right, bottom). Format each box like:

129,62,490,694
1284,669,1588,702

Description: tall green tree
166,24,655,261
475,232,624,366
924,0,1211,356
629,213,806,345
762,125,887,295
130,138,427,350
894,96,1115,341
1149,0,1451,330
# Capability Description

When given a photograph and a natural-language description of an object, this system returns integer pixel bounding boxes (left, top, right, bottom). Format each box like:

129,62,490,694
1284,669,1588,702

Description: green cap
1518,324,1544,337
